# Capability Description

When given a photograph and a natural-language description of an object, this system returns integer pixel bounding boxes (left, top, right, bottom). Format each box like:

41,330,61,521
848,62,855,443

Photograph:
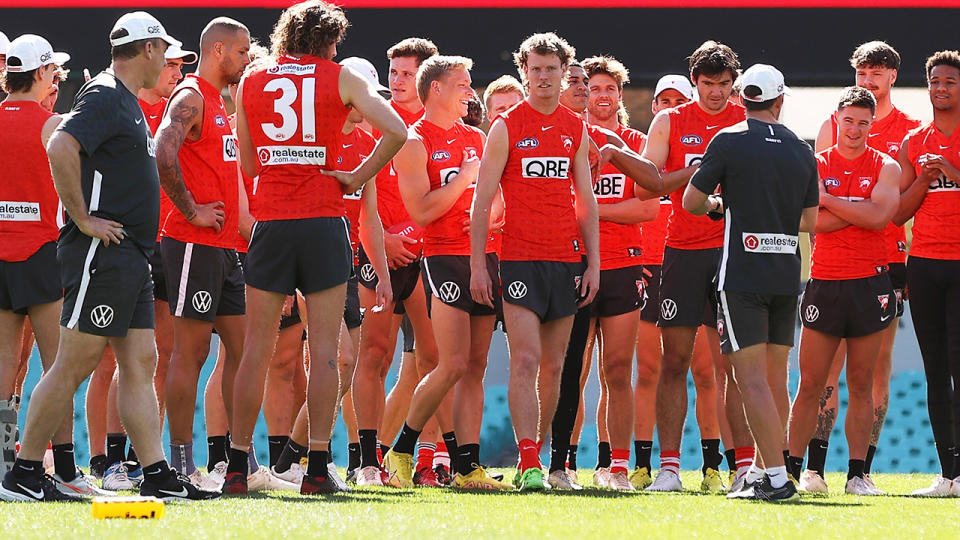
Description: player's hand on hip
189,201,225,232
578,264,600,308
80,215,125,246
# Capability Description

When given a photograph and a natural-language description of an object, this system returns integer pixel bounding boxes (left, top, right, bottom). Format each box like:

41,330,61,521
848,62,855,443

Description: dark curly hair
688,40,740,82
270,0,349,58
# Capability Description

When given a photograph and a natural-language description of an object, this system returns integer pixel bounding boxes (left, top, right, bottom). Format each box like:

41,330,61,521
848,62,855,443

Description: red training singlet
339,126,377,266
592,124,646,270
372,100,424,229
905,122,960,260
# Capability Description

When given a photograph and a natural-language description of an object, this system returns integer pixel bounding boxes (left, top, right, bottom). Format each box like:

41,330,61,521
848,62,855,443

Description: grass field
2,470,956,539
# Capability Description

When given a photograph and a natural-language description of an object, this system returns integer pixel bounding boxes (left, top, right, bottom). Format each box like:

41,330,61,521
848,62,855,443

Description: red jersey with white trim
410,119,492,257
161,74,239,249
664,100,745,249
0,101,59,261
812,146,888,280
339,126,376,266
595,125,646,270
138,97,172,242
372,100,424,229
497,100,584,262
906,122,960,260
830,106,920,263
242,55,349,220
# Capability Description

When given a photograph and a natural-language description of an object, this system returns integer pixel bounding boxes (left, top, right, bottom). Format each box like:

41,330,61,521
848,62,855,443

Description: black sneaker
750,475,799,503
0,472,81,502
434,464,453,486
140,469,220,501
300,474,344,495
89,455,108,479
345,467,358,484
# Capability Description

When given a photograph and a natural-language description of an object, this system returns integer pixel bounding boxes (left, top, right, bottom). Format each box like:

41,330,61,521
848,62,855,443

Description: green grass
2,471,957,539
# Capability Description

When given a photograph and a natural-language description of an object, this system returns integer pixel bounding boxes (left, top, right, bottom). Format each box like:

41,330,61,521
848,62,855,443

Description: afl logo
804,304,819,323
258,148,271,164
681,134,702,146
431,150,451,162
743,235,759,250
516,137,539,149
215,115,227,127
823,177,840,189
660,298,677,321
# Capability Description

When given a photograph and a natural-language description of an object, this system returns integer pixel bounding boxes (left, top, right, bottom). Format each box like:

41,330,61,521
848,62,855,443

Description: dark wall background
3,7,955,109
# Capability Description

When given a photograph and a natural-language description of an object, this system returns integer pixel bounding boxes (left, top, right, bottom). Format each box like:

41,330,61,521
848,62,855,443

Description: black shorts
500,259,585,323
717,290,797,354
0,242,62,315
658,247,720,328
59,236,153,337
800,274,896,339
639,264,660,324
149,241,167,303
162,238,245,322
421,253,500,317
888,262,906,318
592,264,643,318
357,246,420,315
246,217,352,296
344,274,362,330
279,296,302,330
400,313,415,353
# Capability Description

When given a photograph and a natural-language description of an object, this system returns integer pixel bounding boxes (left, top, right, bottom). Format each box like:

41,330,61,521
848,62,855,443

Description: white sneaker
953,476,960,497
206,461,227,489
593,467,612,488
912,476,955,497
356,465,384,487
645,469,683,492
799,469,828,494
52,469,117,497
565,468,581,489
271,463,304,485
862,473,884,495
327,462,349,491
548,469,581,490
102,462,134,491
607,470,635,491
248,465,299,491
728,473,746,494
845,476,880,496
187,468,222,491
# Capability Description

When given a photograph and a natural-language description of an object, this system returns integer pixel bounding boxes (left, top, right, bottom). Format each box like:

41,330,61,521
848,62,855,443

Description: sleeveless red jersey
497,100,584,262
830,107,920,264
594,124,646,270
640,197,671,265
339,126,377,266
409,119,493,257
812,146,888,279
906,122,960,260
664,101,745,249
161,74,239,249
372,100,424,228
0,101,59,262
138,96,172,242
242,55,349,220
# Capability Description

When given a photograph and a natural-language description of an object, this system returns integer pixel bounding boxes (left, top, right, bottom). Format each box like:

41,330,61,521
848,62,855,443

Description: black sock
393,424,421,456
847,459,865,480
359,430,379,468
379,443,391,458
596,442,611,469
864,445,877,475
549,441,568,472
953,447,960,479
268,436,288,467
724,448,736,472
275,439,308,474
787,455,804,481
226,448,249,476
348,443,361,471
327,448,334,464
567,446,578,470
442,432,458,468
634,441,652,471
52,443,77,481
306,450,328,478
11,458,43,481
126,445,139,467
142,460,170,483
456,443,480,477
701,439,722,473
207,436,229,470
106,433,127,466
807,439,828,478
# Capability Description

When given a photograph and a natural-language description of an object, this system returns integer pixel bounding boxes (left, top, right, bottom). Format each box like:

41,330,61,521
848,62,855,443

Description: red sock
518,439,542,472
376,445,383,465
734,447,755,471
416,444,435,472
610,449,630,474
660,450,680,475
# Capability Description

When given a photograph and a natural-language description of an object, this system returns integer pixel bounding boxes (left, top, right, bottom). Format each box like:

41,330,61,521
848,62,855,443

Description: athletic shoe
453,467,514,491
222,471,247,495
434,464,453,486
788,473,799,487
646,469,683,492
187,469,212,490
863,473,884,495
798,469,828,494
0,472,81,502
750,475,799,503
413,467,442,487
700,467,725,492
517,467,547,492
593,467,611,488
89,455,107,479
547,469,580,490
345,467,358,484
140,469,220,501
327,462,350,492
952,476,960,497
382,450,414,488
845,476,881,496
102,462,135,491
124,461,143,486
488,468,505,482
300,474,344,495
607,471,634,491
248,465,299,491
565,468,581,488
206,461,228,488
629,466,652,490
52,469,116,497
355,466,384,487
728,474,747,495
911,476,955,497
728,470,736,487
270,463,303,485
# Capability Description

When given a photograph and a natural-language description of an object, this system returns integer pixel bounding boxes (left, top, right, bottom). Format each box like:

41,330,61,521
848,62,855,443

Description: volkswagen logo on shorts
660,298,678,321
508,281,528,299
90,305,114,328
804,304,819,323
192,291,213,313
439,281,460,303
360,264,376,283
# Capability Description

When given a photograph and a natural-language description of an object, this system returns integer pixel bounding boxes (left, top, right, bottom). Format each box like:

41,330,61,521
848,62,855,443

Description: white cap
165,43,197,64
0,32,9,55
5,34,70,73
740,63,790,102
340,56,390,97
109,11,180,48
653,74,694,101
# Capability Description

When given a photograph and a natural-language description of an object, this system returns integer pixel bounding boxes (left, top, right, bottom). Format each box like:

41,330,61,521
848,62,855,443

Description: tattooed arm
155,88,225,231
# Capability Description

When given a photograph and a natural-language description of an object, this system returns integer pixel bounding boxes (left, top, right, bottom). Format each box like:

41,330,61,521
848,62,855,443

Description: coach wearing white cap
0,12,217,503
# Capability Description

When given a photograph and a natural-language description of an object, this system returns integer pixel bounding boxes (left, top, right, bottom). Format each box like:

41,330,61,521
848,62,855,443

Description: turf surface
2,470,956,539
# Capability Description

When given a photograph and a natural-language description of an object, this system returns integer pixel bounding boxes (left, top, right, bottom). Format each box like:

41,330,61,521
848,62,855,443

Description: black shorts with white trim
638,264,661,324
592,264,643,318
799,273,896,339
246,217,352,296
149,240,167,303
0,242,62,315
421,253,500,317
357,246,420,315
161,238,245,322
658,246,720,328
500,259,585,323
344,274,362,330
717,290,797,354
888,262,906,318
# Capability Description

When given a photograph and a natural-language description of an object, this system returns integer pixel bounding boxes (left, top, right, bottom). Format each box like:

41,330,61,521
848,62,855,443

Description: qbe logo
521,157,570,179
927,175,960,192
681,134,702,146
192,291,213,313
90,305,114,329
516,137,539,149
804,304,819,323
223,135,238,162
438,281,460,303
507,281,527,299
359,264,376,283
439,167,461,186
594,174,625,199
660,298,677,321
431,150,451,162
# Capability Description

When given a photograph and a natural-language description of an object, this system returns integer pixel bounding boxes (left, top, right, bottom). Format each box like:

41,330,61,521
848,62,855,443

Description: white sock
767,466,788,488
745,463,764,484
